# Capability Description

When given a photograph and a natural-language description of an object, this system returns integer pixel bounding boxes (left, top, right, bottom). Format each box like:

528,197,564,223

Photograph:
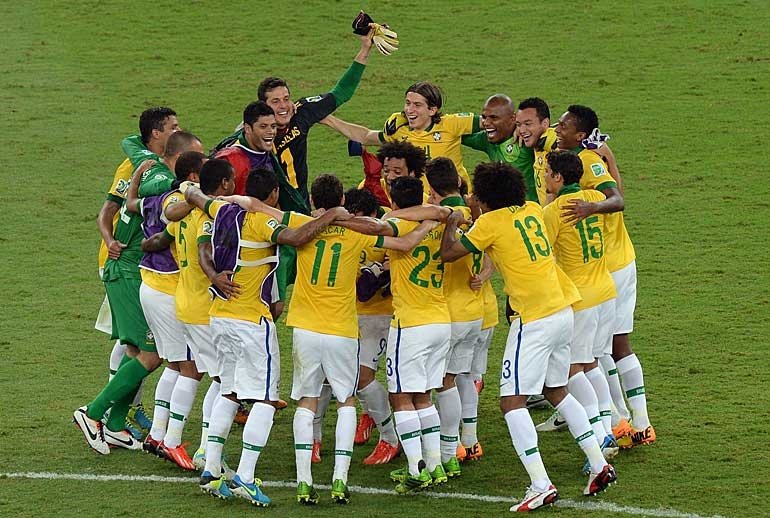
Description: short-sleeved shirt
386,218,450,328
542,185,617,311
460,201,580,323
533,127,559,205
462,133,537,202
286,212,384,338
379,112,480,188
208,203,285,325
98,158,134,269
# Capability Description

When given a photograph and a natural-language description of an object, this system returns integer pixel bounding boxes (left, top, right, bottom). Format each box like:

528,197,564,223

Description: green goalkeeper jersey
462,132,537,202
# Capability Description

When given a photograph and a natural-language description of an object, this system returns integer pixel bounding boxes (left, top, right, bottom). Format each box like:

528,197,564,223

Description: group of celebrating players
73,21,656,513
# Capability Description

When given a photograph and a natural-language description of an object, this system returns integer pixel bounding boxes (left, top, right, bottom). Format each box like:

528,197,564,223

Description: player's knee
499,395,527,414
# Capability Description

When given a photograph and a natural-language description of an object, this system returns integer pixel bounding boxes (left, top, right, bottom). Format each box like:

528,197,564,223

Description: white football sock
199,380,220,452
417,405,442,471
294,407,315,485
556,394,607,474
567,372,605,444
358,381,397,445
313,384,332,442
456,373,479,447
586,367,614,436
435,387,461,462
204,396,238,476
163,376,199,448
504,408,551,492
616,354,651,430
237,402,275,485
149,367,179,442
108,340,126,381
599,354,631,423
394,410,423,475
333,406,356,483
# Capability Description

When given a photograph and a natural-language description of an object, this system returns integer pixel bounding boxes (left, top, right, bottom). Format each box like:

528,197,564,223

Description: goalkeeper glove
361,261,385,278
352,10,374,35
372,23,399,56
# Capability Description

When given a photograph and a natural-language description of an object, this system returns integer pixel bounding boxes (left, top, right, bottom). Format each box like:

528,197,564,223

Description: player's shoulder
578,149,610,177
383,112,409,137
538,127,558,152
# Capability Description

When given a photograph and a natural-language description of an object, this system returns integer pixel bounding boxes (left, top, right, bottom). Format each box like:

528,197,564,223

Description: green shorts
104,276,156,352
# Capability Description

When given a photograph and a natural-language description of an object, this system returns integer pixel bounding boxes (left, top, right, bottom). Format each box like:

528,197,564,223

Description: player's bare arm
441,210,473,263
142,230,173,253
97,199,124,259
387,204,455,223
594,144,623,193
217,194,284,221
276,206,352,247
164,200,194,222
198,240,241,299
469,254,494,290
561,186,624,224
125,159,156,214
182,184,213,212
381,219,440,252
335,215,395,236
320,115,381,146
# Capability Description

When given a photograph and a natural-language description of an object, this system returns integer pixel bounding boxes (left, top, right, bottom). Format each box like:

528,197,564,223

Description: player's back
169,207,214,325
387,218,450,328
441,202,483,322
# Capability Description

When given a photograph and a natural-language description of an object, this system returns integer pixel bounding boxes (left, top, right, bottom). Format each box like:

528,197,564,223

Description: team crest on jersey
506,143,514,154
202,221,213,235
304,95,323,103
115,179,129,196
433,132,441,142
591,163,606,177
266,219,279,229
146,330,155,344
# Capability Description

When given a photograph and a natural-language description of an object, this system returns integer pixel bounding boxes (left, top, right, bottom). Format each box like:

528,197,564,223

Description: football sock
599,354,631,423
616,354,651,429
87,357,149,421
108,340,126,381
294,407,315,485
394,410,423,476
149,367,179,441
435,387,461,462
567,372,605,444
358,381,397,445
586,366,614,436
456,373,479,447
105,386,139,432
164,376,199,449
204,396,238,476
313,384,332,442
237,402,275,485
504,408,551,492
199,380,220,452
556,394,607,474
417,405,442,471
333,406,356,483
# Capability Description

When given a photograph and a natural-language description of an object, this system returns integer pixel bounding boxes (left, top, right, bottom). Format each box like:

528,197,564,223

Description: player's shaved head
425,157,460,197
485,94,514,112
472,162,526,210
164,131,202,157
311,174,344,211
246,168,279,201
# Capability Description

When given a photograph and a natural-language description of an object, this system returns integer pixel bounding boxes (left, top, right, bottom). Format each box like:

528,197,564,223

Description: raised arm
336,215,396,236
218,194,284,221
320,115,381,146
183,184,213,213
381,220,438,252
276,206,352,247
594,144,623,193
387,204,452,223
441,210,473,263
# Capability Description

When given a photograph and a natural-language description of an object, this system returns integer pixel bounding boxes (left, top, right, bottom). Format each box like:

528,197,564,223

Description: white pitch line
1,472,724,518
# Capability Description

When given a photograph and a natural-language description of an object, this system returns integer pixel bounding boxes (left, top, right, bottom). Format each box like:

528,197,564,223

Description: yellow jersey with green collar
440,197,483,322
286,213,384,338
139,191,182,296
379,112,479,188
209,205,285,325
98,158,134,269
542,185,616,311
533,127,558,205
460,201,580,323
386,217,450,328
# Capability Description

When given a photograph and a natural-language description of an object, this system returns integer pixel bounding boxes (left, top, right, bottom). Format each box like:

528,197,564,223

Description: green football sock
87,358,150,421
105,387,139,432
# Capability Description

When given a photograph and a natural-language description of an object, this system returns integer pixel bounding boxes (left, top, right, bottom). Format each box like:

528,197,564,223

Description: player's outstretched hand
447,209,470,228
212,271,242,299
561,199,595,224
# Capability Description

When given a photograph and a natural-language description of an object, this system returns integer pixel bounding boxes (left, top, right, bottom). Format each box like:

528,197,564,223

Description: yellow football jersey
387,218,450,328
440,198,483,322
542,186,616,311
168,201,221,325
209,205,285,325
286,213,384,338
356,242,393,317
577,149,618,192
98,158,134,268
481,280,498,330
460,201,580,323
139,192,182,296
379,112,479,189
533,127,558,205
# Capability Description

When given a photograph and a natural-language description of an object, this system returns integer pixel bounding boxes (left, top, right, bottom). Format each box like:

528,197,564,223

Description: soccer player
95,106,180,436
540,150,620,464
556,107,654,448
461,94,537,201
73,131,203,455
439,162,617,511
322,81,479,187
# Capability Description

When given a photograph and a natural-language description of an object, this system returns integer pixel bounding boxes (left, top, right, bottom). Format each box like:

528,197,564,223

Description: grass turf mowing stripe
1,471,724,518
